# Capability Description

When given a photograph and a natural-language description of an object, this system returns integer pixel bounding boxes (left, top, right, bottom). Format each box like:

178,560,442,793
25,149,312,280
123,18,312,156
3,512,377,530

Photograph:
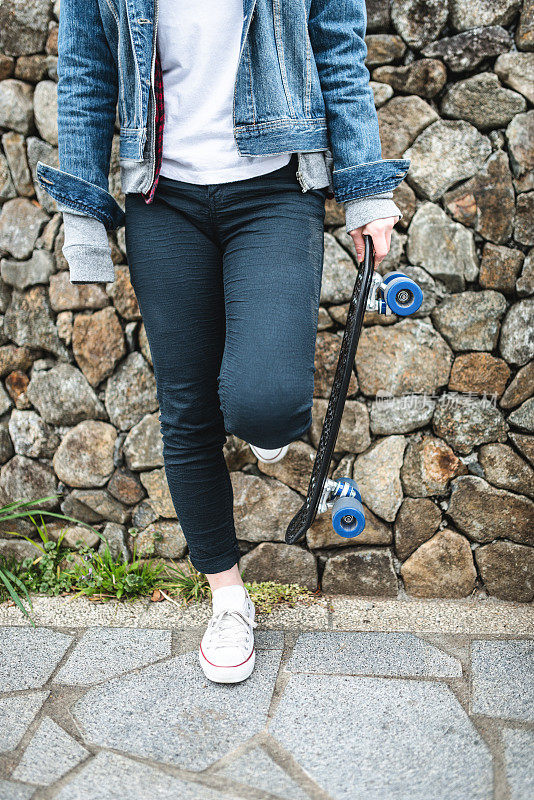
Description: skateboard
285,234,423,544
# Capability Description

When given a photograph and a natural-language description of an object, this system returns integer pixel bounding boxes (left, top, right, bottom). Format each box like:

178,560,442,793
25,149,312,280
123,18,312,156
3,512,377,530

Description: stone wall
0,0,532,601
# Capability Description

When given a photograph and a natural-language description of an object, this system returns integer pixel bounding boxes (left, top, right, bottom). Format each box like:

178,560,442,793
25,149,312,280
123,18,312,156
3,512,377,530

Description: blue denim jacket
35,0,409,281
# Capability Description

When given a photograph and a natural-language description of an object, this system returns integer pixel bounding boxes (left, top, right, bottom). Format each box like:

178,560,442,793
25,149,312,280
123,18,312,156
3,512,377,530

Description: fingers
350,216,399,266
385,226,392,253
349,228,366,263
372,229,388,266
361,216,398,267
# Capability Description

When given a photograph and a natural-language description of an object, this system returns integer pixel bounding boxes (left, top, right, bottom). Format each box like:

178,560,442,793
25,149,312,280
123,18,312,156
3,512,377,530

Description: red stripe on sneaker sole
199,643,255,669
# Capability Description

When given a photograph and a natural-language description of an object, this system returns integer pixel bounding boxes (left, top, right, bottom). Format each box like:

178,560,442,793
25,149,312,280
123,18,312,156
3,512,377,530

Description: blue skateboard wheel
382,271,407,285
384,276,423,316
331,496,366,538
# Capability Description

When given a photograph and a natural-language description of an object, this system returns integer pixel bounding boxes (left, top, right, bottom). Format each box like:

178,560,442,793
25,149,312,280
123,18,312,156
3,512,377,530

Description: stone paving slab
501,729,534,800
53,628,172,686
216,746,311,800
254,630,285,649
270,675,492,800
73,650,283,771
0,779,34,800
285,632,462,677
0,692,49,753
54,751,242,800
0,628,72,690
1,621,533,800
471,640,534,722
11,716,89,786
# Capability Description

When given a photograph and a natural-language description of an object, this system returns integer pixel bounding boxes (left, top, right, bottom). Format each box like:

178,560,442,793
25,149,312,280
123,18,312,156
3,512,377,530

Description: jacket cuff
333,158,410,203
62,210,115,284
36,162,125,229
344,194,402,234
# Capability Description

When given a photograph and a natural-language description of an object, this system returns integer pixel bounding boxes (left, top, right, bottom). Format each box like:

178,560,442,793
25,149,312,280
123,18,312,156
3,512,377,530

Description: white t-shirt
157,0,291,184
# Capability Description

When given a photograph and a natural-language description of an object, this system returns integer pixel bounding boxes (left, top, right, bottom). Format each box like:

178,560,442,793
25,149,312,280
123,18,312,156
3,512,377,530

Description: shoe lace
206,608,257,650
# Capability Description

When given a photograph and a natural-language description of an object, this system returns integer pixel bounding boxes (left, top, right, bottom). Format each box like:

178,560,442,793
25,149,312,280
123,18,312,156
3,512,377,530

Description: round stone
475,541,534,602
391,0,448,49
407,202,478,291
450,0,522,32
432,291,507,352
448,475,534,545
441,73,526,131
322,548,398,596
104,352,158,431
448,353,511,397
72,307,126,387
401,435,465,497
372,60,447,99
444,151,515,245
53,420,117,488
401,529,477,598
26,363,106,426
353,435,406,522
404,120,491,201
422,26,513,72
0,0,51,56
356,319,452,397
33,80,58,145
240,542,318,591
394,497,442,561
495,52,534,104
378,96,438,159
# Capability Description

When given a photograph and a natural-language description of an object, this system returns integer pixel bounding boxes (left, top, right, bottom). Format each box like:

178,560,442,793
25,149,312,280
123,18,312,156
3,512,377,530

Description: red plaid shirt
142,47,165,204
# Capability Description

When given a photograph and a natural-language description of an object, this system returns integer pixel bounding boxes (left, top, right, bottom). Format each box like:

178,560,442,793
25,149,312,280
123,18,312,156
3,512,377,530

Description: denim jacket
35,0,408,283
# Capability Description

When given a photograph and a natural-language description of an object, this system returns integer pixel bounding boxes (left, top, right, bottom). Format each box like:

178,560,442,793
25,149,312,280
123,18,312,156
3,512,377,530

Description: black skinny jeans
124,155,326,573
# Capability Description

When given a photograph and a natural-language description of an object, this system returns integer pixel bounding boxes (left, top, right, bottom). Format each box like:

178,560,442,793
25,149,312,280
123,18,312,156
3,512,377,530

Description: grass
160,561,319,613
1,538,165,606
0,557,33,620
69,543,165,601
245,581,319,614
1,511,319,619
160,560,212,603
0,495,102,623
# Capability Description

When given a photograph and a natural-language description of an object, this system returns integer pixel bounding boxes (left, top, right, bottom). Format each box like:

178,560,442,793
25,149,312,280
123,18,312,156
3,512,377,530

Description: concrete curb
1,594,532,634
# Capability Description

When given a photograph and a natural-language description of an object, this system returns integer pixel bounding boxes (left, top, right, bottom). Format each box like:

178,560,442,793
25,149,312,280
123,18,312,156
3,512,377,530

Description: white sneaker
199,585,257,684
249,444,289,464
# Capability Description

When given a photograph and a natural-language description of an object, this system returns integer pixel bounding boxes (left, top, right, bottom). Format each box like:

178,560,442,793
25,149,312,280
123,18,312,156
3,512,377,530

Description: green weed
161,560,319,613
245,581,319,614
0,556,33,623
0,495,101,621
68,542,165,601
161,560,211,604
1,503,320,615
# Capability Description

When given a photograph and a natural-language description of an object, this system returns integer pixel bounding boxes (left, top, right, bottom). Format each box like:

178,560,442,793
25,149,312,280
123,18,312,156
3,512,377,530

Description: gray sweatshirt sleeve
59,205,116,284
344,192,402,234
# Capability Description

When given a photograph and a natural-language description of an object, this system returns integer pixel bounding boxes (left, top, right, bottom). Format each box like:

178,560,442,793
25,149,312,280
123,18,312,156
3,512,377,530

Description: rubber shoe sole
249,444,288,464
199,644,256,684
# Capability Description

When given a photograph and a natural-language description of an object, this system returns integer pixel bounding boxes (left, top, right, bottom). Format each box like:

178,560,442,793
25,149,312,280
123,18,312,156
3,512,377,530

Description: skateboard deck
285,234,375,545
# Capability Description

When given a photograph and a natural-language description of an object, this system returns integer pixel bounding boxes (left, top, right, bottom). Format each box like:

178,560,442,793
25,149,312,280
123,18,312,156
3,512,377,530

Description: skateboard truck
285,235,424,545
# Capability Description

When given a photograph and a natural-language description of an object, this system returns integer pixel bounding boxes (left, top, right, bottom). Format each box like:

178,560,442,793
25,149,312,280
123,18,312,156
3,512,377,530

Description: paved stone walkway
0,603,532,799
